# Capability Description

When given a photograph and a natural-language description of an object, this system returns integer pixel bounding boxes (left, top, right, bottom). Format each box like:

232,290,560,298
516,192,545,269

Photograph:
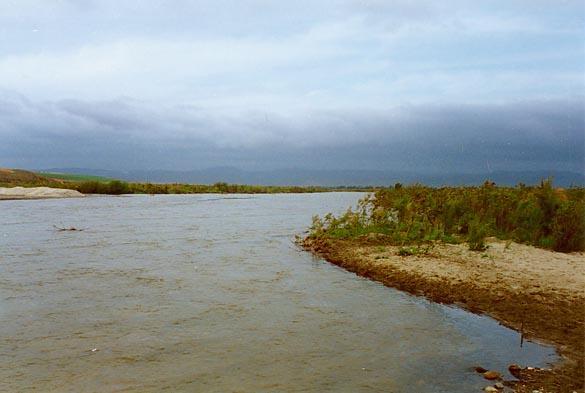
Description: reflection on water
0,193,556,392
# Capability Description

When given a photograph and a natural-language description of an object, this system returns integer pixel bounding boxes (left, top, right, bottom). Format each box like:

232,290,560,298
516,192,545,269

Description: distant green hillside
36,172,113,182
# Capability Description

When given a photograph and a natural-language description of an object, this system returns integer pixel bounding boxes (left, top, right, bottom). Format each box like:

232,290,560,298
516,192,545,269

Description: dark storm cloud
1,92,582,172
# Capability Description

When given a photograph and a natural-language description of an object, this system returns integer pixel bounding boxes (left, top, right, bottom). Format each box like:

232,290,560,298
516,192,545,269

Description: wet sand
302,237,585,392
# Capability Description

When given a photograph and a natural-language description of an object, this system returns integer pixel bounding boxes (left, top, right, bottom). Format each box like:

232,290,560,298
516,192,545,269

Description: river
0,193,556,392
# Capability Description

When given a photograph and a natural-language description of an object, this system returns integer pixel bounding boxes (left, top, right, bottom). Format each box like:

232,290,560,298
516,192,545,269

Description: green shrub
551,200,585,252
397,247,416,256
467,221,488,251
107,180,130,195
308,180,585,252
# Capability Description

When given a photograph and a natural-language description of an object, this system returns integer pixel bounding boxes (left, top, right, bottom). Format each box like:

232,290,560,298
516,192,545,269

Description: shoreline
0,186,365,201
302,236,584,392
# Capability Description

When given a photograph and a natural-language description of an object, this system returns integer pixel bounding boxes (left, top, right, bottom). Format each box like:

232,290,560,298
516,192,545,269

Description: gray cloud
1,91,582,173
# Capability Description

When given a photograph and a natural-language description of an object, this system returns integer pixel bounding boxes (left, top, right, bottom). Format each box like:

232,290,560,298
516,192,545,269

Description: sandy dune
0,186,84,200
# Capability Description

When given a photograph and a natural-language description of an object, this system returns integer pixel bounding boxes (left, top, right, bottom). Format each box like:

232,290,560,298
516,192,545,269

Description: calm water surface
0,193,556,392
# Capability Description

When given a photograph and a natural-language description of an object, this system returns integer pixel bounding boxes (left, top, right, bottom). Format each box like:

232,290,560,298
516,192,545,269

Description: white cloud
0,0,581,107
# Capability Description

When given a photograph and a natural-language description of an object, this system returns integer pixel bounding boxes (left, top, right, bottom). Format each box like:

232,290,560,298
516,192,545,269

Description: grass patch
36,172,113,182
396,244,434,256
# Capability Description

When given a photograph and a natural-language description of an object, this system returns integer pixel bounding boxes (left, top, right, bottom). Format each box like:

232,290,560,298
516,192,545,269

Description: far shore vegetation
0,168,370,194
307,180,585,253
74,180,341,194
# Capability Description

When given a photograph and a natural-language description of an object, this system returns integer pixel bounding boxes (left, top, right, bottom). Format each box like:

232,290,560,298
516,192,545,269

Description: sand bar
0,186,84,200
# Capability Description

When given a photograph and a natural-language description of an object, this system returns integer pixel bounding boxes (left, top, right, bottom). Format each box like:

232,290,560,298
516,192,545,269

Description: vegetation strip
0,168,372,194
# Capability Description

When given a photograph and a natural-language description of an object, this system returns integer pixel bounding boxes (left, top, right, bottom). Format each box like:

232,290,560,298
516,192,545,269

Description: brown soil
302,236,584,392
0,168,62,187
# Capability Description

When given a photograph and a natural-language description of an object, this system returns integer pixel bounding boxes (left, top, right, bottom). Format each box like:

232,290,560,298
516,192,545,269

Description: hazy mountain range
40,167,585,187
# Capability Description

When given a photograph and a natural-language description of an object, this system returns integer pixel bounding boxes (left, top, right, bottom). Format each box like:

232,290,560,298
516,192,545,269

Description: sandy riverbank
0,186,84,200
302,236,584,392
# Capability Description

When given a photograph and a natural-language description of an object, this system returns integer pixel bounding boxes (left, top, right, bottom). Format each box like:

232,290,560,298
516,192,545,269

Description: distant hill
0,168,112,187
40,167,585,187
0,168,62,187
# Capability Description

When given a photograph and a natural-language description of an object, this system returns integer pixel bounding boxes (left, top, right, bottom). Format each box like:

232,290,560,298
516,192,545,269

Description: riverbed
0,193,556,392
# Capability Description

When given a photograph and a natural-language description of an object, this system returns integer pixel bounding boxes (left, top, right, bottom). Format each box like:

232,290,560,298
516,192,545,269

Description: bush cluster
75,180,130,195
71,180,338,194
308,180,585,252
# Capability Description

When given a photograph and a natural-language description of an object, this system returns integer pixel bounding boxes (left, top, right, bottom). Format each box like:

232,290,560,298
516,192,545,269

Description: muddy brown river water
0,193,556,392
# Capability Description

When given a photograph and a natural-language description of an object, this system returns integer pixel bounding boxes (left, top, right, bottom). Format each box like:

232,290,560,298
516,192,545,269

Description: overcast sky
1,0,583,173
